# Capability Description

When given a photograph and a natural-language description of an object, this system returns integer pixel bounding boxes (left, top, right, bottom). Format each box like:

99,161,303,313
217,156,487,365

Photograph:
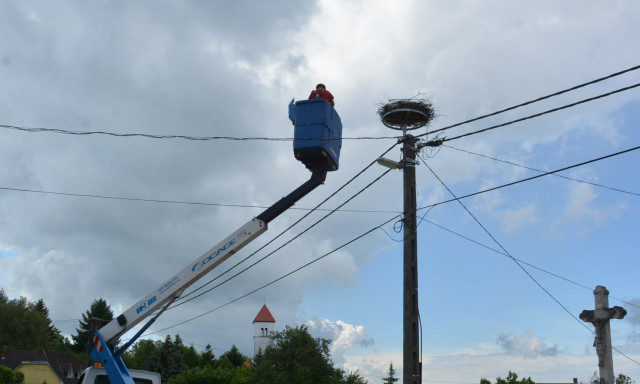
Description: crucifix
579,285,627,384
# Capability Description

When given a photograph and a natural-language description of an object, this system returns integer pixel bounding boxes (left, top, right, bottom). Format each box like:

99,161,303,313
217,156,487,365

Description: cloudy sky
2,1,640,383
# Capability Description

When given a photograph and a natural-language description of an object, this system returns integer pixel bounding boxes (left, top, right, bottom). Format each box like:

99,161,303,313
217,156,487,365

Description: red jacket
309,89,334,106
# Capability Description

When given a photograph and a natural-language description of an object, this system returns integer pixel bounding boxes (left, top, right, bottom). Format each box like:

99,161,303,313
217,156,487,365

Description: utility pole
579,285,627,384
403,133,420,383
378,98,435,384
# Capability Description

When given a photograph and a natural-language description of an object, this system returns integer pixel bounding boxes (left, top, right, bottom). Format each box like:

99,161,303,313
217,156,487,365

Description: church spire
253,304,275,323
253,304,275,356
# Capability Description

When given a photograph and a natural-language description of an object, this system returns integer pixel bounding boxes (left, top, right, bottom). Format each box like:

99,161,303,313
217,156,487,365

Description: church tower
253,304,275,356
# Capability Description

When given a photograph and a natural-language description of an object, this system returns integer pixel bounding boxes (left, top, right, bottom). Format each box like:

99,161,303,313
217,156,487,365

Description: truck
78,366,161,384
88,99,342,384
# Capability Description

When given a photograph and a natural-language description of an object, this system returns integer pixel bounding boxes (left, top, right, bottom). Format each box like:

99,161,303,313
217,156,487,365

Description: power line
145,142,399,313
421,216,640,311
173,165,395,307
418,63,640,139
431,145,640,310
0,185,400,214
3,72,637,213
418,144,640,212
433,82,640,144
0,186,268,207
174,142,399,303
444,145,640,197
14,65,640,352
419,155,640,367
52,318,82,324
142,215,399,337
133,140,403,334
121,143,640,356
419,154,593,332
5,64,639,143
0,123,395,141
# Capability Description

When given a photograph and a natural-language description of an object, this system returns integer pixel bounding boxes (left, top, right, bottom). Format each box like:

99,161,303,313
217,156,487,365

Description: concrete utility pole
378,99,435,384
402,133,420,384
579,285,627,384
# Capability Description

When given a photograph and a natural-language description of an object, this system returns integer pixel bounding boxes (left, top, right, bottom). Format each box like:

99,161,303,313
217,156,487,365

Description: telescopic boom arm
91,170,327,384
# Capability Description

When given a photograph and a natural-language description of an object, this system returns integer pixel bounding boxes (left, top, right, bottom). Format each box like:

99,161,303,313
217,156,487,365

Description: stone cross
579,285,627,384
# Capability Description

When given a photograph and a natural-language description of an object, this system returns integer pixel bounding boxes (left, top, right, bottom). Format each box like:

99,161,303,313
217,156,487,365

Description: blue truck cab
289,98,342,172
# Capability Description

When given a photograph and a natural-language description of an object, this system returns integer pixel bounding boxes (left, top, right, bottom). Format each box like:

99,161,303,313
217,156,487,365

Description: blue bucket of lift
289,98,342,172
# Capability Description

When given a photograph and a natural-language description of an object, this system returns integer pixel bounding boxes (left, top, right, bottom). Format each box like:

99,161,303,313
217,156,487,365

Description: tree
182,344,202,370
0,291,70,352
200,344,216,367
587,372,635,384
34,299,73,352
148,334,185,381
72,298,114,353
0,364,24,384
164,343,245,384
249,324,343,384
123,339,159,370
344,370,368,384
166,366,234,384
482,371,534,384
231,362,252,384
219,345,247,367
0,293,50,349
382,362,398,384
617,374,635,384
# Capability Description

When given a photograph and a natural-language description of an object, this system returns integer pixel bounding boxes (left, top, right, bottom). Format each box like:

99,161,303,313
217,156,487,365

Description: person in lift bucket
308,83,335,106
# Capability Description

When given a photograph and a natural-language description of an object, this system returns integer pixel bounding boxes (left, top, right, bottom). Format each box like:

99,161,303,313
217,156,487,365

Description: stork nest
377,98,436,130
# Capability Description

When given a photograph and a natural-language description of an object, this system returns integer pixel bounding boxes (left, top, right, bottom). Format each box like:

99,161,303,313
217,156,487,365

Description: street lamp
376,157,402,169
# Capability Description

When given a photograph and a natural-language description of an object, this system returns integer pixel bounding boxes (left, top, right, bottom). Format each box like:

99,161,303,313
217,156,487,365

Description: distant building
253,304,275,356
0,346,84,384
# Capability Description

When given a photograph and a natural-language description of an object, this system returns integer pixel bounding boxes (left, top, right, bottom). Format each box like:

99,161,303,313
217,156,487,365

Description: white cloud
342,343,613,384
307,318,375,366
497,331,558,358
628,299,640,326
627,298,640,343
553,177,628,237
2,2,640,382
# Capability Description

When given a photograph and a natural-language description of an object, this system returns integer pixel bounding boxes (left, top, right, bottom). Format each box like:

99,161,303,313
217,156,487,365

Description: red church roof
253,304,275,323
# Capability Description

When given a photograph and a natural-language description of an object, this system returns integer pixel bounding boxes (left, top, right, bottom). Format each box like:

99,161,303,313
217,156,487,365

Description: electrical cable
0,123,396,141
0,186,270,207
123,142,640,357
133,141,404,334
141,142,640,353
174,143,399,303
419,154,594,328
141,215,399,336
427,145,640,311
4,64,639,143
417,144,640,212
418,154,640,367
417,63,640,140
22,145,640,344
433,82,640,144
64,145,640,336
443,145,640,197
3,74,638,212
17,66,640,358
170,167,395,308
420,217,640,311
0,185,401,214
